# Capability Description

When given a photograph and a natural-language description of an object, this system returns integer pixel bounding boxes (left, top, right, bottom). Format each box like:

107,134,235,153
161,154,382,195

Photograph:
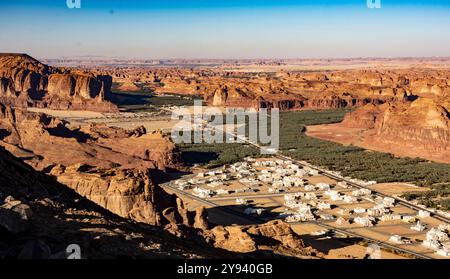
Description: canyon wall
0,104,320,257
0,54,117,112
342,98,450,151
102,67,450,111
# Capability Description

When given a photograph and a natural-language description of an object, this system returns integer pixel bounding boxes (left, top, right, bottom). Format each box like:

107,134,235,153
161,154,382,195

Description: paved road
161,181,433,259
228,127,450,224
162,114,447,259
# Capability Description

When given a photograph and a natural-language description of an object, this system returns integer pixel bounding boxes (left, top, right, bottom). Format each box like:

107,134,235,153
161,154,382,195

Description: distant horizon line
38,56,450,61
3,53,449,62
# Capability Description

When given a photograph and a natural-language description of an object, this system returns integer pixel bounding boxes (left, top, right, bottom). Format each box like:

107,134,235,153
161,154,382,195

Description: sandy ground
218,61,450,73
369,183,429,197
27,107,105,118
26,107,182,132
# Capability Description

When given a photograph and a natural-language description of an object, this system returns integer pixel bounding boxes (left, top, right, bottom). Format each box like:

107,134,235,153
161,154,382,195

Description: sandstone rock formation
0,104,185,226
0,104,322,258
98,66,450,111
343,98,450,152
0,146,253,259
0,143,321,258
0,54,117,112
309,97,450,163
205,220,321,258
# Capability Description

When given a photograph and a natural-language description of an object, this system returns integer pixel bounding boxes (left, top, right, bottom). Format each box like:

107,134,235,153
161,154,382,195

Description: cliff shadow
179,151,219,166
299,234,362,255
106,91,153,106
46,126,93,143
206,205,280,226
0,129,11,140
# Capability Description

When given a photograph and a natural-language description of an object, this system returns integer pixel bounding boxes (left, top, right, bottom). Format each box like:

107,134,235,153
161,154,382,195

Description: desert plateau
1,1,450,270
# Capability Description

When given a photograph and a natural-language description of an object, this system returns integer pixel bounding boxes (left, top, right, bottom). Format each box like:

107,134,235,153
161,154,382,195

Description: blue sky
0,0,449,59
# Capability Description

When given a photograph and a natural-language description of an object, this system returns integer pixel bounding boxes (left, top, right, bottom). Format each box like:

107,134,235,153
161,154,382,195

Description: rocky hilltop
0,103,182,225
308,96,450,163
0,104,320,258
0,54,118,112
1,145,320,259
0,146,229,259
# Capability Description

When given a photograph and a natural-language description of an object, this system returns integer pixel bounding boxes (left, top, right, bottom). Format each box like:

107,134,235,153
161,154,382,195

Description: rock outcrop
307,97,450,163
99,66,450,111
205,220,321,258
0,54,118,112
0,146,254,259
0,128,321,258
342,98,450,152
0,104,186,226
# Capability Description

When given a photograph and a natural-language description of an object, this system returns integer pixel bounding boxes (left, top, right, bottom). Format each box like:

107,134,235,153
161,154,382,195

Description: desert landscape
1,0,450,265
1,53,449,260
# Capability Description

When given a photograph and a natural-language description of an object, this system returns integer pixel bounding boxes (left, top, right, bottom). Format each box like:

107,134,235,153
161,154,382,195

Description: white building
284,193,302,202
324,190,341,200
380,214,402,222
193,187,214,198
426,228,449,242
381,197,396,207
367,208,386,217
316,183,331,191
207,181,223,188
311,230,330,236
343,195,357,204
438,224,450,232
285,208,315,222
337,208,350,216
236,198,249,205
351,189,372,197
402,216,417,223
319,214,335,221
337,181,350,189
353,207,366,214
418,210,431,219
216,189,230,195
244,207,264,215
389,235,405,244
304,193,317,200
317,202,331,210
354,217,373,227
422,239,442,251
410,221,426,232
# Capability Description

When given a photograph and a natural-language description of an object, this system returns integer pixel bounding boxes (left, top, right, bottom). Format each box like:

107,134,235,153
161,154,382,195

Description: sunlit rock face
342,97,450,153
0,53,117,112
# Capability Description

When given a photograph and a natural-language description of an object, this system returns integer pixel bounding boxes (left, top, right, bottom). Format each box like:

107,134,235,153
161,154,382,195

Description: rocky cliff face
0,146,259,259
0,104,184,226
342,97,450,153
99,67,450,111
0,54,117,112
204,220,320,257
0,106,321,258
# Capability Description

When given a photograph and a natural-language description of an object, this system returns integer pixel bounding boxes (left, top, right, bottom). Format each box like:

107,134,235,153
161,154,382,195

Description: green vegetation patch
177,109,450,188
178,142,261,169
277,110,450,187
108,91,204,112
402,184,450,210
